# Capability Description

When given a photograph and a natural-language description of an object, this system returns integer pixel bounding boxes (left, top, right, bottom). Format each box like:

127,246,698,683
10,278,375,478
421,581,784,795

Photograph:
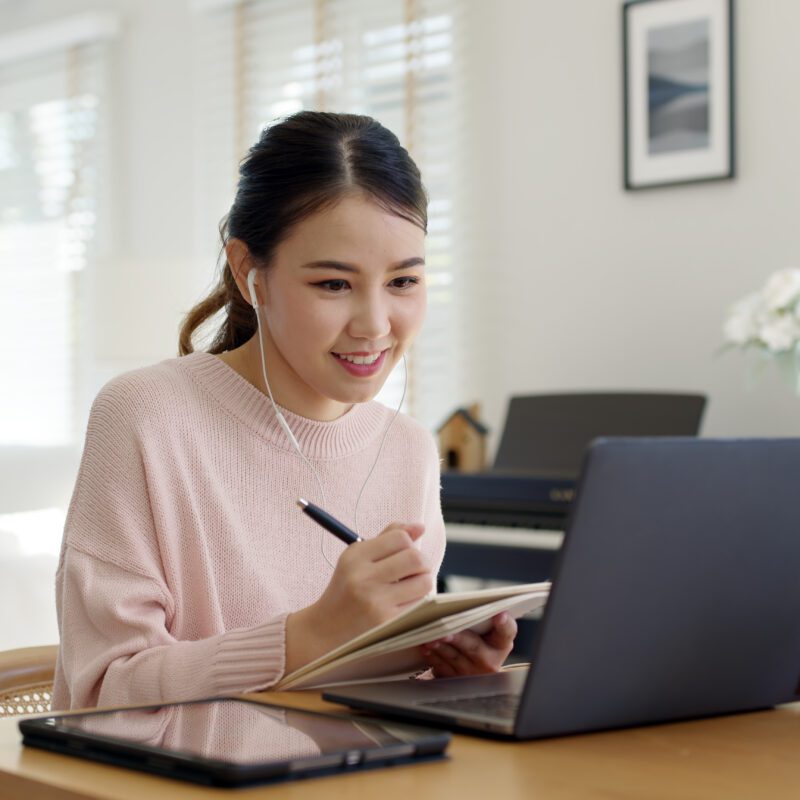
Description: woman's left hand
419,612,518,678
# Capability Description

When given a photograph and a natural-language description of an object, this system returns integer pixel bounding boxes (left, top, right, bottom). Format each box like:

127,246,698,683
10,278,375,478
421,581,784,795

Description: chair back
0,645,58,718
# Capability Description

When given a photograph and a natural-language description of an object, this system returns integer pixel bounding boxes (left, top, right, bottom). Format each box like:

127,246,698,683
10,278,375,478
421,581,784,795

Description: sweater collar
177,351,390,459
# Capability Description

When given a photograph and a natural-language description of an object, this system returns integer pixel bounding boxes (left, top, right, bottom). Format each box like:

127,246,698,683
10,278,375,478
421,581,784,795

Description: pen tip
296,498,308,509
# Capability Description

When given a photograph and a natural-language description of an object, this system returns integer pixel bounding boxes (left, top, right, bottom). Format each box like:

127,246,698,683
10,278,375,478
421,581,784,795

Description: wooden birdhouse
436,403,489,473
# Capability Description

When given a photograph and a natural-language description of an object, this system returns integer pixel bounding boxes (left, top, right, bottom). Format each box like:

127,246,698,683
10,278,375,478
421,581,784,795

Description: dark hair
178,111,428,356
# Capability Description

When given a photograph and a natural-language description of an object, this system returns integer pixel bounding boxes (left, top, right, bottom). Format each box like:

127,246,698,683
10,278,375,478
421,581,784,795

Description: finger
372,546,430,584
377,521,425,541
364,524,425,562
420,647,459,678
436,631,505,673
403,522,425,542
428,640,483,675
386,572,433,606
483,612,518,652
448,631,488,662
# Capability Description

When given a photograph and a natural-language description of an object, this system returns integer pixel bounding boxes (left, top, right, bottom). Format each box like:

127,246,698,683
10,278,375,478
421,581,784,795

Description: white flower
762,268,800,312
725,268,800,393
723,269,800,357
758,313,800,353
723,292,762,346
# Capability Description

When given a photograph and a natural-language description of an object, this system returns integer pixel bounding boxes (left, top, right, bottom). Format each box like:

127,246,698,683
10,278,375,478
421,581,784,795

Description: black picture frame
623,0,735,190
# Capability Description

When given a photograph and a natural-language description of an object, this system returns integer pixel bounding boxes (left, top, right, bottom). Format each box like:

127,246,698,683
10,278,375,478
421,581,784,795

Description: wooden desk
2,693,800,800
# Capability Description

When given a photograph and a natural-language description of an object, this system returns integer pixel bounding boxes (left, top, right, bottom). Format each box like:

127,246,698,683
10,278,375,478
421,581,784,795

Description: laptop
325,438,800,739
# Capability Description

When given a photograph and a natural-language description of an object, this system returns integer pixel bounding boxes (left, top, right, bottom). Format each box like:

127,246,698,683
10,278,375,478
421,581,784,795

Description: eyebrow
300,257,425,273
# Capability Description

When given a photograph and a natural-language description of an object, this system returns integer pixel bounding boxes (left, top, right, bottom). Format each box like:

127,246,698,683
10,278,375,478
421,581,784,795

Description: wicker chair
0,645,58,718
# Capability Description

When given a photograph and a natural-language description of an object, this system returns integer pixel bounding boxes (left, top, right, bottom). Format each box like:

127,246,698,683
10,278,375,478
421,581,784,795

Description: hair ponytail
178,219,258,356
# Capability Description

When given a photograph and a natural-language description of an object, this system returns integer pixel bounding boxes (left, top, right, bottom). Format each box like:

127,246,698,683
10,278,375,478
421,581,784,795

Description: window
0,15,114,447
193,0,464,429
0,14,115,649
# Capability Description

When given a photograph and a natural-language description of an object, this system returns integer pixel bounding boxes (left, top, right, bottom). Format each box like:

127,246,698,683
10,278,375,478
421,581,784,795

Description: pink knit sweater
52,352,446,710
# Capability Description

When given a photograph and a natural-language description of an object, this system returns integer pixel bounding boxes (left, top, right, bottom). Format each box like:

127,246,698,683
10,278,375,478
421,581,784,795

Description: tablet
19,697,451,787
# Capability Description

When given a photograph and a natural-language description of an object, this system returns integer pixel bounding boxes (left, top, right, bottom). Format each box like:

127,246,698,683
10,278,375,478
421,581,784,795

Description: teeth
336,352,381,365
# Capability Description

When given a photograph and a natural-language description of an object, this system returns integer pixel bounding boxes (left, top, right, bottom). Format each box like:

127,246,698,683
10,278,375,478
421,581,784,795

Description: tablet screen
21,698,449,785
33,698,441,765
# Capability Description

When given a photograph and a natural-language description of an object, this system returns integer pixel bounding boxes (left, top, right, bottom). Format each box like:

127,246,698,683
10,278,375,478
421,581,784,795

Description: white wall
461,0,800,448
6,0,798,453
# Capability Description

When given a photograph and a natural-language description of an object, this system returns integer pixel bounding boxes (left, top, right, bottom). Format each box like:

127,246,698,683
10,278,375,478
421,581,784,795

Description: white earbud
246,269,259,309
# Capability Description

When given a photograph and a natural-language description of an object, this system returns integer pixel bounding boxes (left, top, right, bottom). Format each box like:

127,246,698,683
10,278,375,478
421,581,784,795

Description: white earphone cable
254,304,329,515
352,352,407,538
252,298,407,570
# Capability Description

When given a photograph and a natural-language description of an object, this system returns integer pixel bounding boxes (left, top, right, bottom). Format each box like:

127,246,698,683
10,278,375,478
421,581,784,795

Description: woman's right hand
284,522,432,674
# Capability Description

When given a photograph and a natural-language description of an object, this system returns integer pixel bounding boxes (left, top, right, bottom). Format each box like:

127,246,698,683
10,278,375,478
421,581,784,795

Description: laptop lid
515,437,800,738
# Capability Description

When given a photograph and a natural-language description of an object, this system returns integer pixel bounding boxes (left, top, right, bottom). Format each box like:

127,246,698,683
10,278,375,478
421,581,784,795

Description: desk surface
2,693,800,800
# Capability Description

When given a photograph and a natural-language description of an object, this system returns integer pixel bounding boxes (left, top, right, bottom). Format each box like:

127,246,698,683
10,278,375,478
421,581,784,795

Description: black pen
296,498,363,545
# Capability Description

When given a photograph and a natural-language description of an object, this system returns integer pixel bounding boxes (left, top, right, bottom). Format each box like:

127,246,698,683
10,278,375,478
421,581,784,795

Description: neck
225,336,352,422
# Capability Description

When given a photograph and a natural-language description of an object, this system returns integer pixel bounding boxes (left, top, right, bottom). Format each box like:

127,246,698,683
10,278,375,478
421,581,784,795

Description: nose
347,289,391,342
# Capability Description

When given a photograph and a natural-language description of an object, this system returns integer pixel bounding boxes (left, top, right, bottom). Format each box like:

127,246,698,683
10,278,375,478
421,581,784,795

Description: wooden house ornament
436,403,489,473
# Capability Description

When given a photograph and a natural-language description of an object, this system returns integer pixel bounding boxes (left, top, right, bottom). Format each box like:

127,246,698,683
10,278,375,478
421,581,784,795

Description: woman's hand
418,612,518,678
285,522,432,674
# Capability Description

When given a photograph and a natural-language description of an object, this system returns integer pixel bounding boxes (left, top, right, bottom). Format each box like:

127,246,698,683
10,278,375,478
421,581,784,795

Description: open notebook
276,582,550,690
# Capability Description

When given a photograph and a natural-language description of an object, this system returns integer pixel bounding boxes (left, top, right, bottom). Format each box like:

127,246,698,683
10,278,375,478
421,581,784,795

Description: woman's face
250,193,427,420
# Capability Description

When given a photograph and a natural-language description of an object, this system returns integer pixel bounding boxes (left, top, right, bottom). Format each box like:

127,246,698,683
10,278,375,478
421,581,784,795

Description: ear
225,239,260,306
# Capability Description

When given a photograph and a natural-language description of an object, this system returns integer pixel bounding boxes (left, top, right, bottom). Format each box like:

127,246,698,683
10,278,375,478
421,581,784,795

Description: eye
314,279,350,292
389,276,421,290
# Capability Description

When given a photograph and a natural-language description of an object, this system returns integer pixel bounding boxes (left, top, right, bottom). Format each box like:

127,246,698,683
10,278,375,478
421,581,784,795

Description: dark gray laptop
325,438,800,739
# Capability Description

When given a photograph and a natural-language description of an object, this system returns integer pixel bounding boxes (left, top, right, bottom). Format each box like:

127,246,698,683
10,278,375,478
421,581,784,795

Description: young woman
53,111,516,710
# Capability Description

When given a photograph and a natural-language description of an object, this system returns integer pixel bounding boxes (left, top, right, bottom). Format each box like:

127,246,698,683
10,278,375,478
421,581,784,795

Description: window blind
0,22,111,446
193,0,464,429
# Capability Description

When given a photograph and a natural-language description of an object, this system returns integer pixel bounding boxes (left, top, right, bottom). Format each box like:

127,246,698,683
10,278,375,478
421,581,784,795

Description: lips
331,349,388,377
332,351,382,365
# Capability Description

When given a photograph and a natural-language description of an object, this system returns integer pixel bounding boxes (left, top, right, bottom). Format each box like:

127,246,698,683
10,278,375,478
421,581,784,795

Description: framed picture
623,0,734,190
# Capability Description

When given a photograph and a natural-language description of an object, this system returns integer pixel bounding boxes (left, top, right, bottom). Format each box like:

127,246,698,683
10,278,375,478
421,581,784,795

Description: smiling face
232,193,427,421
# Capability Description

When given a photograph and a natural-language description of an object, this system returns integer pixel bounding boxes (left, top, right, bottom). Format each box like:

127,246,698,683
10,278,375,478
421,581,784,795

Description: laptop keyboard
418,692,520,720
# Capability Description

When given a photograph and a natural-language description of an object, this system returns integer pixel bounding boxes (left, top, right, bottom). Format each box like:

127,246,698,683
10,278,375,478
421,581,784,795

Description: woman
53,111,516,710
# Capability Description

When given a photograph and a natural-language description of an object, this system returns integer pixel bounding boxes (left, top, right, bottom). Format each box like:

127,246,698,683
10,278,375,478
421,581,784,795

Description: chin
323,362,396,405
338,385,381,404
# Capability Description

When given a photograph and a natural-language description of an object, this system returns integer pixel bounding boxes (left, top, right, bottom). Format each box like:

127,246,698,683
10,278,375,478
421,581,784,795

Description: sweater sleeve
52,379,289,710
53,548,288,710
